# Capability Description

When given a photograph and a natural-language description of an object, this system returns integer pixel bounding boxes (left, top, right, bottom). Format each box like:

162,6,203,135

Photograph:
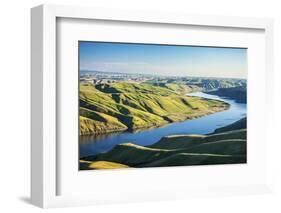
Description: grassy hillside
79,160,129,170
80,118,247,170
80,82,229,135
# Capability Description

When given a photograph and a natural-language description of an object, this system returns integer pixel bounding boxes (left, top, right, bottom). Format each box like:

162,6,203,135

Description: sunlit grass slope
79,160,129,170
80,118,246,170
80,82,229,135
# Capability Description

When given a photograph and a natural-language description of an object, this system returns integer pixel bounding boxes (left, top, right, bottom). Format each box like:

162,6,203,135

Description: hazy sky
79,41,247,79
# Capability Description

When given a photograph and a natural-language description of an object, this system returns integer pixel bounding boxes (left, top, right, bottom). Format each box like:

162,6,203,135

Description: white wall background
0,0,280,212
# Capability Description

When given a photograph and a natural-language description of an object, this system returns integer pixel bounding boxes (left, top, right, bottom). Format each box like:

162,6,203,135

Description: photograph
78,41,247,170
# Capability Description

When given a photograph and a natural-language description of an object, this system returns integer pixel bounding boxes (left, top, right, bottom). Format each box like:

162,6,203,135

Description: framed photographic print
79,41,247,170
31,4,274,208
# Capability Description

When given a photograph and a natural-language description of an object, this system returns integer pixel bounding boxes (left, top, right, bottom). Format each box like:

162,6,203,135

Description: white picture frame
31,4,274,208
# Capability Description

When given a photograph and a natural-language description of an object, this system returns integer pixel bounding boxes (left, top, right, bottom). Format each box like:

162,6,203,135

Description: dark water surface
80,92,246,157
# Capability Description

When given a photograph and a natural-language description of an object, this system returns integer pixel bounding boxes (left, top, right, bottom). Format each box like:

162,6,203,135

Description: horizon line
80,69,247,80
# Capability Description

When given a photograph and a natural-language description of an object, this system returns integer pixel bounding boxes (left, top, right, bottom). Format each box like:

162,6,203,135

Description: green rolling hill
80,82,229,135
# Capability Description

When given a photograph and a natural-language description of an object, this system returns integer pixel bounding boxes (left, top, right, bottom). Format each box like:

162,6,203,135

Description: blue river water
79,92,246,157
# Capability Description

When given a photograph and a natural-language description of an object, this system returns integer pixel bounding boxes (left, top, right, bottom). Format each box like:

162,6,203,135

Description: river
79,92,247,157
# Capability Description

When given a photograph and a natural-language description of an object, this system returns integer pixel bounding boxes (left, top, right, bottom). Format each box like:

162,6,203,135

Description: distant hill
146,77,246,93
207,86,247,103
80,82,229,135
185,78,246,92
80,118,247,169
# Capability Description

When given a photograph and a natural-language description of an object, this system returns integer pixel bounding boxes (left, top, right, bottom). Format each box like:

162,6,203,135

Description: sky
79,41,247,79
